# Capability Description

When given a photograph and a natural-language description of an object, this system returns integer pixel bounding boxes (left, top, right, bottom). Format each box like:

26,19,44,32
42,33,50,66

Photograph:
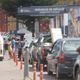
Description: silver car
73,47,80,80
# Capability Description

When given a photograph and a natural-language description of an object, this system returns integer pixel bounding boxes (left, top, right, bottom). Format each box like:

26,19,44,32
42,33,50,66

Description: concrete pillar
56,16,60,28
63,13,68,36
34,19,39,37
49,18,54,28
24,48,29,80
49,18,55,43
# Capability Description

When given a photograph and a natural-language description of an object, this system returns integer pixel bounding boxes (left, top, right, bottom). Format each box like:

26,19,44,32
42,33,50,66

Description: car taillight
58,53,64,63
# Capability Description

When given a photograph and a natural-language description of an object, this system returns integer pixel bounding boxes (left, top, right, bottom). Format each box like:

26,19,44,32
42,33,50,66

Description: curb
24,77,32,80
28,77,32,80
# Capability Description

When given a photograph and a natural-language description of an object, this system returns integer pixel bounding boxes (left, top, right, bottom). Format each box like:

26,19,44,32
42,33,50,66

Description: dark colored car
46,38,80,79
73,47,80,80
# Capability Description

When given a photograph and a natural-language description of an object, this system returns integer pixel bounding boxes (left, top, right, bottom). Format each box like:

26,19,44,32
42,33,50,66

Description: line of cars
24,33,80,80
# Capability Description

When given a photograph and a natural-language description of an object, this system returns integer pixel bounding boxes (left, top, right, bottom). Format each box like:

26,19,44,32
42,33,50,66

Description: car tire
75,68,80,80
48,71,53,75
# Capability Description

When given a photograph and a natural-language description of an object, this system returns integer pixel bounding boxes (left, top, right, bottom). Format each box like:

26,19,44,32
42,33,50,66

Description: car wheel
48,71,53,75
75,68,80,80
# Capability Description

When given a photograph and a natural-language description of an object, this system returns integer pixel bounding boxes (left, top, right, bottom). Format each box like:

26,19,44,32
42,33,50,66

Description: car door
46,41,57,71
51,40,62,73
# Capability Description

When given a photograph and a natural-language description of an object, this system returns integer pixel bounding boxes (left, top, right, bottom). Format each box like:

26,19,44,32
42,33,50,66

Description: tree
1,0,58,15
0,0,58,32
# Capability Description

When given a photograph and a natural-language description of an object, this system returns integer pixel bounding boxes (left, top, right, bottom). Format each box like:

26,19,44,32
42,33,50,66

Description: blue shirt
12,39,16,48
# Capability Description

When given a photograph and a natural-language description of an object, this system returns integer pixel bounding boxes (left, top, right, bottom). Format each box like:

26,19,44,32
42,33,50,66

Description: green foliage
1,0,17,16
0,0,58,31
31,0,58,6
0,0,58,16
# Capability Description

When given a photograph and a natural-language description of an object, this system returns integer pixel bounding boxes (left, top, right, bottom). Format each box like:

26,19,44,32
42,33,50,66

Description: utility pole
24,47,29,80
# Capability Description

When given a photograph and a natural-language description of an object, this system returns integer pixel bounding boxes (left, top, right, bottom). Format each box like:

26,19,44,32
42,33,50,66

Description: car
46,38,80,79
37,36,52,70
73,47,80,80
30,32,52,68
28,41,38,64
27,38,40,64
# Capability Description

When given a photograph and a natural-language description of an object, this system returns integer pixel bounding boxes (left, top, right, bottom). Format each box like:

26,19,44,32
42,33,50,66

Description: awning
17,28,30,34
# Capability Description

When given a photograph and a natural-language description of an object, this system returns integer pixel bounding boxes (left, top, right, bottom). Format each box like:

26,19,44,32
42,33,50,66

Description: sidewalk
2,51,47,80
0,51,24,80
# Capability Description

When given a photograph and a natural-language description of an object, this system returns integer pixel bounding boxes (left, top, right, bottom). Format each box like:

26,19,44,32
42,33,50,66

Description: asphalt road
1,50,73,80
28,65,73,80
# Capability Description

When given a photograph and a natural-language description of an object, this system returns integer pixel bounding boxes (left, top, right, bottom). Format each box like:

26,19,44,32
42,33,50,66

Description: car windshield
63,40,80,51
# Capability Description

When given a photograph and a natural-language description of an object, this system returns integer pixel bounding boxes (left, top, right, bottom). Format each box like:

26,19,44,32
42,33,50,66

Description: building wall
7,16,16,32
0,8,17,32
0,8,7,32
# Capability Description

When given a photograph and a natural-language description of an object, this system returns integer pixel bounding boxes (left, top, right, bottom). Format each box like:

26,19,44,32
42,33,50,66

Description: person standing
12,37,16,53
17,39,22,60
11,37,17,61
7,38,13,59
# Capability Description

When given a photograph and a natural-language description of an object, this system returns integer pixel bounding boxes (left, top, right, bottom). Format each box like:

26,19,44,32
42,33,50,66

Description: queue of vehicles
24,35,80,80
17,27,80,80
0,30,80,80
46,38,80,80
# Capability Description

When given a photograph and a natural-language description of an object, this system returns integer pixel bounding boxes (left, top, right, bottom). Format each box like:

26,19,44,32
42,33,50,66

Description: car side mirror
76,47,80,54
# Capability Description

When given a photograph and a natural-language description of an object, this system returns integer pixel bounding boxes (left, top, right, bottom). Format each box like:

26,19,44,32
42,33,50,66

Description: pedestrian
17,38,22,61
3,38,7,55
12,37,16,53
7,38,13,59
11,37,17,60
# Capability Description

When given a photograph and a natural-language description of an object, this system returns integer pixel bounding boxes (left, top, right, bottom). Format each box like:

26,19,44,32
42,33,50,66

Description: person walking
7,38,13,59
12,37,16,51
17,39,22,61
11,37,17,61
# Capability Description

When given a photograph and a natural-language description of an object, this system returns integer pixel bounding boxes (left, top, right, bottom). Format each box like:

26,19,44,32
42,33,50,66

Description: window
63,40,80,51
51,40,62,56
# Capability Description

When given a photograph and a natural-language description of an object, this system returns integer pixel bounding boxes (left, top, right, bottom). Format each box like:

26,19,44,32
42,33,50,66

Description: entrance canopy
17,5,80,16
17,5,68,16
17,28,31,34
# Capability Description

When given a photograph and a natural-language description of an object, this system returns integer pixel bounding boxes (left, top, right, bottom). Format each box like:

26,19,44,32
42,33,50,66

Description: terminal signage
18,6,69,16
18,5,80,16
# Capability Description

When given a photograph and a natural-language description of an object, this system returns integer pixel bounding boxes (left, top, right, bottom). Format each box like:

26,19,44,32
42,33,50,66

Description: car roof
63,37,80,40
58,37,80,42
